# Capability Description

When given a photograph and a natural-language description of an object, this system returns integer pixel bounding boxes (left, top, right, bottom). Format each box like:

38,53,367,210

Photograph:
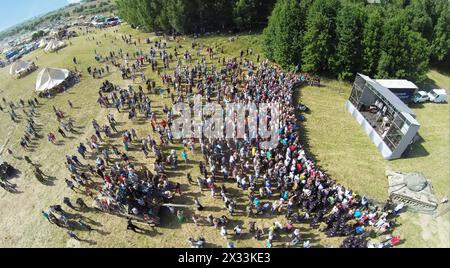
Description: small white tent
38,39,47,48
9,59,35,77
35,67,70,92
44,39,65,52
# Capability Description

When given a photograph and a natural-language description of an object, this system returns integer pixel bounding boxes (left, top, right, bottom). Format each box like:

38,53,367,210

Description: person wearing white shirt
233,225,242,235
303,240,310,248
236,175,241,188
220,226,227,238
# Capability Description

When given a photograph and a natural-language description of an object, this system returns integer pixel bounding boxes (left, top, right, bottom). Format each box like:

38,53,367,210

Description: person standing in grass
95,129,102,141
77,143,87,159
220,226,228,239
141,144,149,158
65,178,76,192
181,150,188,163
47,133,56,144
177,209,185,223
186,173,193,184
192,214,200,226
175,183,182,195
68,231,80,241
41,210,53,224
233,225,242,236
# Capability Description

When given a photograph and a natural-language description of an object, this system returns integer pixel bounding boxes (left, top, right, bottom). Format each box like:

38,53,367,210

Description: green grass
0,24,448,248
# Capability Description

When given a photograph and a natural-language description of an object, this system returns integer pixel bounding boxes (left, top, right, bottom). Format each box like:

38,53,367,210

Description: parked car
428,89,447,103
106,17,121,27
413,91,429,103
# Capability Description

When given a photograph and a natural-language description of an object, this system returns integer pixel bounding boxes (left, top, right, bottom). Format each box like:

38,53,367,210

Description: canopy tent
44,39,65,52
38,39,48,48
35,67,70,92
9,59,35,77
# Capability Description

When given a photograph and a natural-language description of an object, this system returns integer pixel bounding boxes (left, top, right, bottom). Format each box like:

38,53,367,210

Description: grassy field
299,72,450,248
0,24,448,248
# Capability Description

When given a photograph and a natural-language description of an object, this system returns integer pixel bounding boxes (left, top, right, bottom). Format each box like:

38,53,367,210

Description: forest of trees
115,0,276,33
263,0,449,82
115,0,449,83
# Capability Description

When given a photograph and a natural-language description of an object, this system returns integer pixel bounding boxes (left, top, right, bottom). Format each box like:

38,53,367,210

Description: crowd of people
67,30,403,247
1,24,405,248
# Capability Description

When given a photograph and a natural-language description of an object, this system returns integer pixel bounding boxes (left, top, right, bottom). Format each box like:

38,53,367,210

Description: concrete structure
346,74,420,160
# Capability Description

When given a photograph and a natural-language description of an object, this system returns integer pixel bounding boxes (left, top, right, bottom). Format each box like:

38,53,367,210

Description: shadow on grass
399,134,429,159
37,175,57,186
0,181,22,194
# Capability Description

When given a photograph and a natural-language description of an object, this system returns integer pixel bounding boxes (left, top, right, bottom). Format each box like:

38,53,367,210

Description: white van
428,89,448,103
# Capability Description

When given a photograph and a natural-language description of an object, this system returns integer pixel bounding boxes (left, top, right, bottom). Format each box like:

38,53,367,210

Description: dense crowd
2,25,405,248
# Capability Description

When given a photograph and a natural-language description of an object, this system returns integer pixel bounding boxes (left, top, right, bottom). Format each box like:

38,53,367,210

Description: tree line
115,0,449,83
263,0,449,83
115,0,276,33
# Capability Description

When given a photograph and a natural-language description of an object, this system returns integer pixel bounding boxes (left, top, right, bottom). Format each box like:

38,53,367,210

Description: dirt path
418,207,450,247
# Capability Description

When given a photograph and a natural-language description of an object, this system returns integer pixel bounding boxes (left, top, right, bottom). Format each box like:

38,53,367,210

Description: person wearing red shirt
104,175,111,184
296,162,303,172
160,119,167,129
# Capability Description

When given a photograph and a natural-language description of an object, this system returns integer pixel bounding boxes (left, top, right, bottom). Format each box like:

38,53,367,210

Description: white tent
44,39,65,52
35,67,70,92
38,39,48,48
9,59,35,77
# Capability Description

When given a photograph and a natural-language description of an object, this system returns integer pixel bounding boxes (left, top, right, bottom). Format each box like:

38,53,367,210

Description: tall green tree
362,7,384,76
196,0,235,31
430,2,450,63
263,0,308,69
262,0,282,61
333,2,365,80
301,0,341,73
115,0,161,32
377,11,430,82
405,0,433,42
164,0,200,33
234,0,276,30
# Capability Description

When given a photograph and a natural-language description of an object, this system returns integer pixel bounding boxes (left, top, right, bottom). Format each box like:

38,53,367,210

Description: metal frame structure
346,74,420,160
